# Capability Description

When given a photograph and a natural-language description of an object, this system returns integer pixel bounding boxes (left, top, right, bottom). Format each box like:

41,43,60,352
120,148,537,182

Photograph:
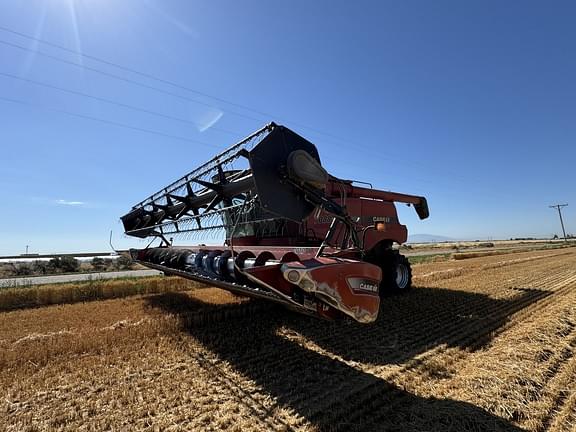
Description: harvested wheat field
1,248,576,431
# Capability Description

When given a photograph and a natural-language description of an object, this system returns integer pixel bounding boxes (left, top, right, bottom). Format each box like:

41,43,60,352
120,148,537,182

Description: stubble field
1,248,576,431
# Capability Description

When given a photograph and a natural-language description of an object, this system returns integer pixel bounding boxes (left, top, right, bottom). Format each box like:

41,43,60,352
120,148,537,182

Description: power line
0,40,454,181
0,25,526,199
0,25,505,181
0,25,348,142
0,32,459,177
0,26,251,107
0,71,242,138
0,38,411,163
0,38,267,125
549,204,569,241
0,95,225,150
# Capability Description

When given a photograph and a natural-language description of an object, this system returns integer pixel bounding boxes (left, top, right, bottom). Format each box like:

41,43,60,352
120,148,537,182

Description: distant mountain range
407,234,457,243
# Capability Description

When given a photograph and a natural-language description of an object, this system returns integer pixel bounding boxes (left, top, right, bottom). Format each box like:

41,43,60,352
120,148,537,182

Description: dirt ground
1,248,575,431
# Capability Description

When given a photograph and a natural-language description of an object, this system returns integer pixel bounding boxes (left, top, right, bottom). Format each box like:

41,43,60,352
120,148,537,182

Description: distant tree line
0,256,134,278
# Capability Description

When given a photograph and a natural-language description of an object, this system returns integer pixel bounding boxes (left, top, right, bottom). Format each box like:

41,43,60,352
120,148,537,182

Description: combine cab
121,123,428,323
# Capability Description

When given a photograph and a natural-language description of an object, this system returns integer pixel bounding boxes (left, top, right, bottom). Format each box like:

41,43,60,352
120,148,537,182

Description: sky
0,0,574,255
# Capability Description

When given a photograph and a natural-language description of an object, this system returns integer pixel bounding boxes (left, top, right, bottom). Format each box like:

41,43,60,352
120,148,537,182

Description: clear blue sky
0,0,574,254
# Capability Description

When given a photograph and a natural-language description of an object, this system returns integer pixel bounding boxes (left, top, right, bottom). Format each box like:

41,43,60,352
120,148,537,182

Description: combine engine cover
120,123,382,323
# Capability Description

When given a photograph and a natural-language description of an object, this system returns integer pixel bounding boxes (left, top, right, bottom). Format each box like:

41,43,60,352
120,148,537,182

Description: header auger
121,123,429,323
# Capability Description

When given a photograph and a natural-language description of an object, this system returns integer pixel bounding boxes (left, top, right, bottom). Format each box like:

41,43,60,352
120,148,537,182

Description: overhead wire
0,95,225,150
0,70,242,138
0,24,353,144
0,25,511,200
0,38,267,125
0,34,445,173
1,32,480,190
0,33,443,174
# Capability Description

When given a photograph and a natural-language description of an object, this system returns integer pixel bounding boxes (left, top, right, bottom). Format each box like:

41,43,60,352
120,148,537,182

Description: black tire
379,252,412,295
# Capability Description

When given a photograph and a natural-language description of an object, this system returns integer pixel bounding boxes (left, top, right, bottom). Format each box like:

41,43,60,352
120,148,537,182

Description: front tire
379,252,412,295
391,253,412,291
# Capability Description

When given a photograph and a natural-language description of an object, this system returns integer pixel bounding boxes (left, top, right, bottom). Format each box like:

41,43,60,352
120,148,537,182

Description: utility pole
549,204,568,241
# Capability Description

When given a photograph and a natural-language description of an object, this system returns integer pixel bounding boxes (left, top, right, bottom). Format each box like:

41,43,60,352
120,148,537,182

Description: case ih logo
318,215,397,225
347,277,379,294
372,216,392,223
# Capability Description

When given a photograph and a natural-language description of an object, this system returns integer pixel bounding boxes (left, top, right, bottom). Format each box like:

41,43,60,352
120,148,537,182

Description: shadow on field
288,285,551,365
145,285,540,431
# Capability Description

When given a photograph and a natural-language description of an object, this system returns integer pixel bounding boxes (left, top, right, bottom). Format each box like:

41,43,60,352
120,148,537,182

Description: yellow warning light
375,222,386,232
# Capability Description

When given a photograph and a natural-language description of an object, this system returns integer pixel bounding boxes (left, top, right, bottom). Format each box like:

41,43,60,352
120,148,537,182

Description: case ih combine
121,123,428,323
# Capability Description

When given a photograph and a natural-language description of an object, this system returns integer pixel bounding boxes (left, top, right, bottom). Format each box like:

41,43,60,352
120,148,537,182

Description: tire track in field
304,279,570,421
230,260,571,368
311,270,576,427
201,251,574,369
386,271,576,385
295,266,572,366
175,264,576,430
549,377,576,432
190,350,292,432
194,268,576,419
350,279,576,426
413,250,572,283
535,327,576,432
212,267,573,383
429,289,576,432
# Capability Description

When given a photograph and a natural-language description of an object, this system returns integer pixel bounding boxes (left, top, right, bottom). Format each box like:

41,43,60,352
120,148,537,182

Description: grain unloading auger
121,123,429,323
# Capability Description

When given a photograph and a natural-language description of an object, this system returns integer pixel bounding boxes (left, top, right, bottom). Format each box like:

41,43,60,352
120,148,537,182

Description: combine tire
380,252,412,295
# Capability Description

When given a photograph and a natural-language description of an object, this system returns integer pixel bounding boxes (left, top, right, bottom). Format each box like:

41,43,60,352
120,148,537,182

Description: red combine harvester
121,123,428,323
